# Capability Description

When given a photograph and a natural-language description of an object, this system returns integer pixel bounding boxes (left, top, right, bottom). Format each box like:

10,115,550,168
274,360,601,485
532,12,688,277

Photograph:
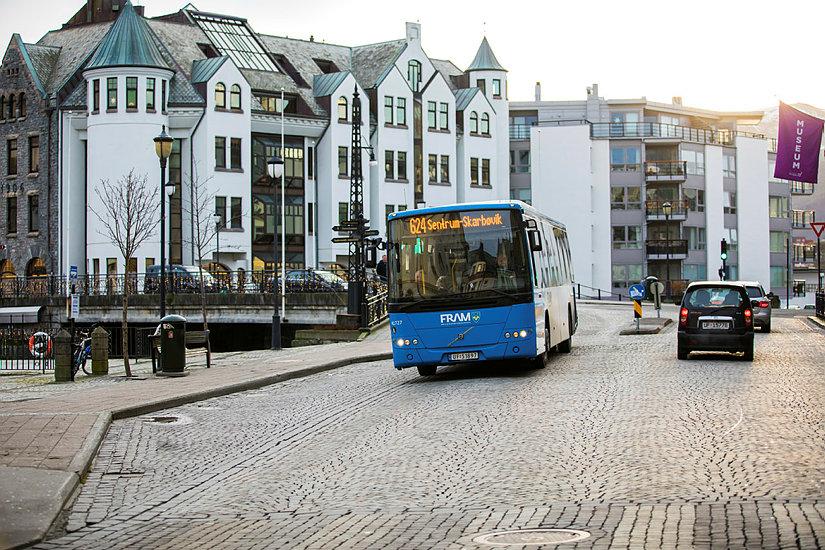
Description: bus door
525,216,546,342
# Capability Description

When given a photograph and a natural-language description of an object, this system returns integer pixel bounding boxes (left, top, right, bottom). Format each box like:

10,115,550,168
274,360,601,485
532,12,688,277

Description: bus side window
562,234,574,282
525,217,540,287
554,227,570,283
545,223,559,286
541,223,553,286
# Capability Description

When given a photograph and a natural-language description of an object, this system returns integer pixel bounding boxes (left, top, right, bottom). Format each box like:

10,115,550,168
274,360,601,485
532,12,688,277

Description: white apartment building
509,84,793,300
0,0,510,280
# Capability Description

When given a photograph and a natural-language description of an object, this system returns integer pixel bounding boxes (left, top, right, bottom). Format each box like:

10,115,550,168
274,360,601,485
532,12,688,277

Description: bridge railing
0,269,389,299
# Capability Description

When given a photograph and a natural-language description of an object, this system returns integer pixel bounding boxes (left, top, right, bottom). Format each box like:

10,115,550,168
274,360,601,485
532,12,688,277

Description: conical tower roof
467,37,506,72
86,1,169,71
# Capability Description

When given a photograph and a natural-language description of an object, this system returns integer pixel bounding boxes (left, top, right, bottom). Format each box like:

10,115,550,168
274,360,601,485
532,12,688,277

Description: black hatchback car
677,281,754,361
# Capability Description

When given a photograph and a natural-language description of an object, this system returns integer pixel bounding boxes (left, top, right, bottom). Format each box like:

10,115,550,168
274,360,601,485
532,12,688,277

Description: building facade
509,85,803,300
0,0,510,281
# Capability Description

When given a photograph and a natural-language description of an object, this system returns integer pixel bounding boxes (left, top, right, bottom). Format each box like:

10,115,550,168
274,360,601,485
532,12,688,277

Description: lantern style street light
267,155,284,350
153,125,174,318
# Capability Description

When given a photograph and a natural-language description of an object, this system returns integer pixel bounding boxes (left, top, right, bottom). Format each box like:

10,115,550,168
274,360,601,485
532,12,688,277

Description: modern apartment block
509,84,798,300
0,0,509,280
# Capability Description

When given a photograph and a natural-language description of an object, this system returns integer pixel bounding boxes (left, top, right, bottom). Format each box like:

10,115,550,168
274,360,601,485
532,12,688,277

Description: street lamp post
267,155,284,350
212,213,222,268
662,201,672,301
153,126,174,318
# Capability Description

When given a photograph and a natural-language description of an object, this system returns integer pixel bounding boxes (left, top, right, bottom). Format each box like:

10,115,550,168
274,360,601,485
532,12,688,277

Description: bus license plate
450,352,479,362
702,321,729,330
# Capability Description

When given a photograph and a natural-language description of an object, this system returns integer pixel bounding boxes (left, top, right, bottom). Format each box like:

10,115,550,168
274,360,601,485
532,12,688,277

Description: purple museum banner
774,102,824,184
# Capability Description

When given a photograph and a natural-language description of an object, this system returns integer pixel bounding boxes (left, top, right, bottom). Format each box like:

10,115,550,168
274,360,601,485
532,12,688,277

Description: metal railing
0,323,57,371
646,239,689,256
576,283,626,301
0,269,376,299
645,160,687,179
645,199,689,219
591,122,767,146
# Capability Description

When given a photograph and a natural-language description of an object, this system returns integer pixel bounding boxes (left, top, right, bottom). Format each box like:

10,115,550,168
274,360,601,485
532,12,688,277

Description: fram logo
440,311,481,325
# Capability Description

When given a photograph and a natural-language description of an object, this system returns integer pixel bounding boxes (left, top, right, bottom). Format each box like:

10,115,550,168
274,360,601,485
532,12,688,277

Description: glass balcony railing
645,200,689,220
509,124,532,140
646,239,688,258
644,161,687,180
591,122,767,147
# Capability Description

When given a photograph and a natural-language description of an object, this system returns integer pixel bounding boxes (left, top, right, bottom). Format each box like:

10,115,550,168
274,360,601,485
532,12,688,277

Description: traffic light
720,238,728,261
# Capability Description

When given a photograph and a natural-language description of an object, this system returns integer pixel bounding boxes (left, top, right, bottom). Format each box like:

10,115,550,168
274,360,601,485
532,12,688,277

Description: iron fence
0,269,368,299
0,323,57,372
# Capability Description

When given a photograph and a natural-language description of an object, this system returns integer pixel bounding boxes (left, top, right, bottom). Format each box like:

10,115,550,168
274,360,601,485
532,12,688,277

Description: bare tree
91,169,159,377
183,163,219,333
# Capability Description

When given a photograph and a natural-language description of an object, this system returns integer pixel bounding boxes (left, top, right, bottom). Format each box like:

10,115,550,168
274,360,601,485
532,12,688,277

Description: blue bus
386,200,578,375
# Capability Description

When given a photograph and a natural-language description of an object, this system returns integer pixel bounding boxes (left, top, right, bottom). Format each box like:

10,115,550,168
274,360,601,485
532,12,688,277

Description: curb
807,315,825,330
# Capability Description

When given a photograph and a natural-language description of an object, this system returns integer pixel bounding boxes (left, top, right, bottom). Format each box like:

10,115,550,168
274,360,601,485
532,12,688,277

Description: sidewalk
0,326,391,550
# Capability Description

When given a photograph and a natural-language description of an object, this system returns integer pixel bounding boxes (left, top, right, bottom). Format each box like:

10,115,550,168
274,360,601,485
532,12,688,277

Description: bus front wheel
417,365,437,376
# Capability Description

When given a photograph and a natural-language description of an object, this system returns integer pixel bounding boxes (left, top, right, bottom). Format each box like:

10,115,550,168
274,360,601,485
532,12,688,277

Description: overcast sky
1,0,822,112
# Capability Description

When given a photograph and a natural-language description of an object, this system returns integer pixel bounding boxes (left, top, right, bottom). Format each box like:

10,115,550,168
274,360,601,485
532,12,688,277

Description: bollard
91,326,109,375
54,329,72,383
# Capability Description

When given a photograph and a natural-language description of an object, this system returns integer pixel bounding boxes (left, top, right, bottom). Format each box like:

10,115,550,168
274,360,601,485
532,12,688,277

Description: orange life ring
29,332,52,359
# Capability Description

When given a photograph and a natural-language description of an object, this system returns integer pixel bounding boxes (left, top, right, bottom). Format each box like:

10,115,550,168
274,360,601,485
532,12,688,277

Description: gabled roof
191,56,228,83
431,58,462,91
466,37,505,72
86,1,169,71
454,87,480,112
313,71,349,97
37,21,113,95
14,36,58,98
350,39,406,89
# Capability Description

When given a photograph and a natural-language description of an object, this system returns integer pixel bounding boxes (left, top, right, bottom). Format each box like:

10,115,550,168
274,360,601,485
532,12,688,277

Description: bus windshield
387,209,531,304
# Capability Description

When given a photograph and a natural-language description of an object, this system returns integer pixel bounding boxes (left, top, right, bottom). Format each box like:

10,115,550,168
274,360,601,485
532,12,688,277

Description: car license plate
702,321,730,330
449,352,479,361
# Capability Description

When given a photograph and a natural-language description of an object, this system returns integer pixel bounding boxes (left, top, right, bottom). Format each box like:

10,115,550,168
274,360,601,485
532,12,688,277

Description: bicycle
72,328,93,378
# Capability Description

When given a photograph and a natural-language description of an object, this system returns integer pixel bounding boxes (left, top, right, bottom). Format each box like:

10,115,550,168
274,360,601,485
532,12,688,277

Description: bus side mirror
528,230,542,252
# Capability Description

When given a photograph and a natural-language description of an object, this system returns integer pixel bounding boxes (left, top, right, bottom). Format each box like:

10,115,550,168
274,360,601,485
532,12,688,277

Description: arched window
0,96,5,121
215,82,226,108
407,60,422,92
230,84,241,110
480,113,490,135
26,257,46,277
0,259,14,278
7,93,15,119
469,111,478,134
19,93,26,118
337,96,348,121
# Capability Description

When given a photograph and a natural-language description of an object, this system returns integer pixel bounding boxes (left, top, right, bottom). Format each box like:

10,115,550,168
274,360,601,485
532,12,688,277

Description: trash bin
158,314,188,377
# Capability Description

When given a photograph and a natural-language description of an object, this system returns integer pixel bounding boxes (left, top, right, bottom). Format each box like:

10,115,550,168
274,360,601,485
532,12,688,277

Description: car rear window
745,286,762,298
685,287,744,308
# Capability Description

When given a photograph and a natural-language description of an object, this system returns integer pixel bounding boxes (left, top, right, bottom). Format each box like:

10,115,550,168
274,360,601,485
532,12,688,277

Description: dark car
284,269,347,292
144,265,217,294
678,281,755,361
736,281,772,332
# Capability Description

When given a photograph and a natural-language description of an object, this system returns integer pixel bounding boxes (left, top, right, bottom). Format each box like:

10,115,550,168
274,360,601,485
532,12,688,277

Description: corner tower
466,37,509,200
82,0,174,273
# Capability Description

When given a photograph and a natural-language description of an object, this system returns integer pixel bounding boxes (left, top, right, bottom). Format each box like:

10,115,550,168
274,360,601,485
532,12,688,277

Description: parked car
735,281,772,333
284,269,347,292
145,265,217,294
678,281,755,361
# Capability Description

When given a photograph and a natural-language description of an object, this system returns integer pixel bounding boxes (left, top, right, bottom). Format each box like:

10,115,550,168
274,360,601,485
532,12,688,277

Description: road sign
363,229,379,237
332,236,360,244
70,294,79,320
332,226,356,233
628,283,645,300
633,299,642,318
69,265,78,283
811,222,825,238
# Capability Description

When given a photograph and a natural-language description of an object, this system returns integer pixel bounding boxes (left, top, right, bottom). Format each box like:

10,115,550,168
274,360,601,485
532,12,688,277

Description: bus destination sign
408,212,505,235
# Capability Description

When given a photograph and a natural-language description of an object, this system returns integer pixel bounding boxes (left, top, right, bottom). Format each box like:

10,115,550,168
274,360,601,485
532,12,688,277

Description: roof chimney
535,82,541,102
309,35,315,42
672,96,683,106
406,22,421,43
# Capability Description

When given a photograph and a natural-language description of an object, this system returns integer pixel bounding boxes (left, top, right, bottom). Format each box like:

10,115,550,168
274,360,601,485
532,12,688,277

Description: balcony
646,239,688,260
591,122,748,145
645,161,686,182
645,200,689,221
509,124,531,140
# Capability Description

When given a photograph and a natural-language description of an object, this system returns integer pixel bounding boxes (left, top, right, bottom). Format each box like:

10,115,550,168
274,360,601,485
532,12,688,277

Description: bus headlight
412,339,418,345
519,330,528,338
396,338,405,347
504,332,510,338
405,339,410,346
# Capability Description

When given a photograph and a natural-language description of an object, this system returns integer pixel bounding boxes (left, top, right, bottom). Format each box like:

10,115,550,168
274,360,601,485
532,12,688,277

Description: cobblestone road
35,305,825,549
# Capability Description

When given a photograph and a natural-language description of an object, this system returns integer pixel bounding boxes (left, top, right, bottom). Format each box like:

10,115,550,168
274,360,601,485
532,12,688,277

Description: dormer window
469,111,478,134
337,96,348,122
198,43,220,59
313,58,338,74
215,83,226,109
407,60,421,92
480,113,490,135
230,84,241,110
